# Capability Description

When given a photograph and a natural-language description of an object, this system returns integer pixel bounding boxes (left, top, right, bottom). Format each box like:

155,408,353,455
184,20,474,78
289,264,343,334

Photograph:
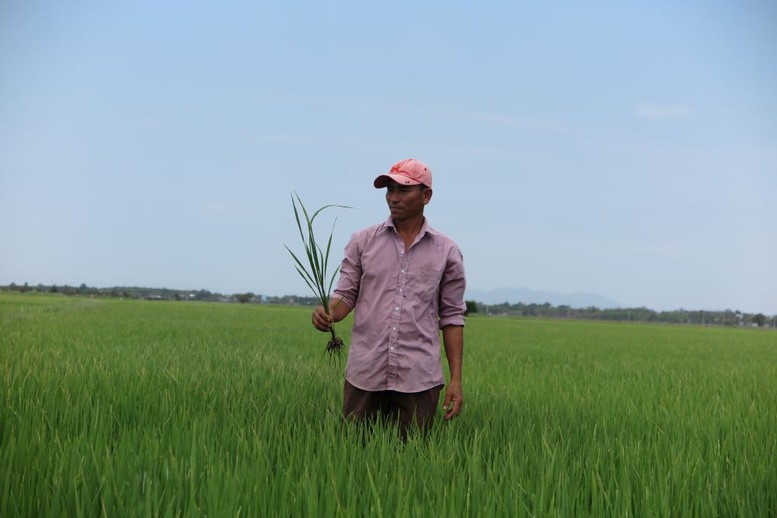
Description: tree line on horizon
473,300,772,328
2,282,773,328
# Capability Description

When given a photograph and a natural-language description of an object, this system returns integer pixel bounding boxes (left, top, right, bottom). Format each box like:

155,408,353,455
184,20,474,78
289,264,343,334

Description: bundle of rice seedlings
285,193,351,357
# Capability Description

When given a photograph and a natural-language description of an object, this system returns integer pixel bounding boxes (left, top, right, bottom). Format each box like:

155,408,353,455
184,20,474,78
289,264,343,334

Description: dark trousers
342,379,442,438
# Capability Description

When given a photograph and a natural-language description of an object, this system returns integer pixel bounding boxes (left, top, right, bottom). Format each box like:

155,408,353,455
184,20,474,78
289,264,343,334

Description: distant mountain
465,287,620,309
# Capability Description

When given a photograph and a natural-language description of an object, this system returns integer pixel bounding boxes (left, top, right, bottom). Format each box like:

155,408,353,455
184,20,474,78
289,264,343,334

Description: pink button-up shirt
334,217,466,393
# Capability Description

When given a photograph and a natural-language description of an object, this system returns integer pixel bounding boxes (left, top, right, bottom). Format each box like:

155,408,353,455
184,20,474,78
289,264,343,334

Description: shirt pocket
409,259,444,304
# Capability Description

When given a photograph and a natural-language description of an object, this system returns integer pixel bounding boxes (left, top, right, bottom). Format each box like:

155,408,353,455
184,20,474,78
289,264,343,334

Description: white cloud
634,103,690,120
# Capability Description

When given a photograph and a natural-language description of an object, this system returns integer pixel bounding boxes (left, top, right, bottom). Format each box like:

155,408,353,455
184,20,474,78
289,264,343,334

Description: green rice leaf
285,193,351,316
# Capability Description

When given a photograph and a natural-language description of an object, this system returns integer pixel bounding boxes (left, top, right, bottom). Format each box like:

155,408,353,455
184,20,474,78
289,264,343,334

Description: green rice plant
285,192,351,357
2,293,776,516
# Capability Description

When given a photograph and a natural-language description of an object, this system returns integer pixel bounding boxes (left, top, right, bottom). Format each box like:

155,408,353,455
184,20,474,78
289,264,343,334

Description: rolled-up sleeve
438,245,467,329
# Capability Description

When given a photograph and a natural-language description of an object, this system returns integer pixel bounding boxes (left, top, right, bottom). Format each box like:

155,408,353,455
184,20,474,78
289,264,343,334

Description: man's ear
423,188,433,205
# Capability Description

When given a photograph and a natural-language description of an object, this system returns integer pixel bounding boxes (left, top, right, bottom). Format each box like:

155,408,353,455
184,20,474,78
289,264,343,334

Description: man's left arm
442,324,464,420
438,242,467,421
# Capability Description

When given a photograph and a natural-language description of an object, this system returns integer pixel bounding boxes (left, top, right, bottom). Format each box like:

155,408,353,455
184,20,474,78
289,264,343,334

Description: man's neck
392,215,425,248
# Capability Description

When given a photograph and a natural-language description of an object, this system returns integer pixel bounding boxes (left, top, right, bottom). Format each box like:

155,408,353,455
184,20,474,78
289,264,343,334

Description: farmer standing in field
311,158,466,437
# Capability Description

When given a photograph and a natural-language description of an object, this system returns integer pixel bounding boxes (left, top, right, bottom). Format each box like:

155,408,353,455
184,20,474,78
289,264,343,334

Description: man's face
385,180,432,222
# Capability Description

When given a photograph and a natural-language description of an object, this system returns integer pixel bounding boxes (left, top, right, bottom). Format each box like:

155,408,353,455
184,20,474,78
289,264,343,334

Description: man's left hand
443,381,463,420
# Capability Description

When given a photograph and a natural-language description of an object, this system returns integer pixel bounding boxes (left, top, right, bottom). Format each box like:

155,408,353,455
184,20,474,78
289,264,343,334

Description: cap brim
373,173,422,189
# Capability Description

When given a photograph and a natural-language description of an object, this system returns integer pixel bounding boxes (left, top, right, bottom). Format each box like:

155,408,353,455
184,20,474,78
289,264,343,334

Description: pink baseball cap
373,158,432,189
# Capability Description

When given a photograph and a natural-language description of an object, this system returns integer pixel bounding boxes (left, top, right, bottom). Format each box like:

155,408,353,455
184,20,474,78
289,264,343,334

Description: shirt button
395,306,399,311
401,269,405,273
400,250,405,255
392,327,397,331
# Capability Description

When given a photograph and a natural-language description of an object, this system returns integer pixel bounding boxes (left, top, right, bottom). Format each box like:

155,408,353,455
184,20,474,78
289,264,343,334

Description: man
311,158,466,437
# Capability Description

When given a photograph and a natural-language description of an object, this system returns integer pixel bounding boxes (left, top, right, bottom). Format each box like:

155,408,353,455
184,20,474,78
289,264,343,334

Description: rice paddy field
1,292,775,517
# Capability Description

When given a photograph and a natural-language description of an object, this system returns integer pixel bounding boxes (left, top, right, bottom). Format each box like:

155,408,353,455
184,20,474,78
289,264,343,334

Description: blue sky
2,0,776,313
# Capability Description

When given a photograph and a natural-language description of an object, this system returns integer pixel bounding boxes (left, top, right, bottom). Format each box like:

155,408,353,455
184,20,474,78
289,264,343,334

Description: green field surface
1,292,775,516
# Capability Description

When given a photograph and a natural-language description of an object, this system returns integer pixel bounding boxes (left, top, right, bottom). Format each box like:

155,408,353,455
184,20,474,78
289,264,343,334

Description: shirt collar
381,216,438,237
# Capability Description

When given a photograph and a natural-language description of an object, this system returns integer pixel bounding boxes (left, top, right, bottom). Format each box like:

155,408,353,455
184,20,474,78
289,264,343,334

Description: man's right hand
312,306,333,332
